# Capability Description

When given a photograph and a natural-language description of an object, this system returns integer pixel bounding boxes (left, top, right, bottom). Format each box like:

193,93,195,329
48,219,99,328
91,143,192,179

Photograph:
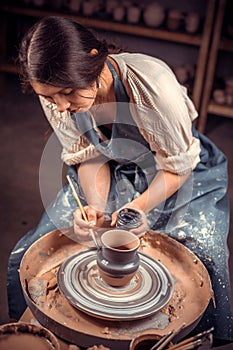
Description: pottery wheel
20,229,213,350
58,248,174,320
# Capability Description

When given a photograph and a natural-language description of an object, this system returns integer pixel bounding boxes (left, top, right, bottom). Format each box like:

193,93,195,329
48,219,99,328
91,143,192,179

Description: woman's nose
55,96,71,112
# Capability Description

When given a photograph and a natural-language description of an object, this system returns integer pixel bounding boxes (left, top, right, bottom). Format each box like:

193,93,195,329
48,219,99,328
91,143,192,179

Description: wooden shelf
0,5,203,46
197,0,229,133
0,61,18,74
208,101,233,118
0,0,216,115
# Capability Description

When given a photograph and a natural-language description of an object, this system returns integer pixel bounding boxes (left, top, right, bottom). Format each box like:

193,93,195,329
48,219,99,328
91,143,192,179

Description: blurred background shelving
0,0,233,132
198,0,233,132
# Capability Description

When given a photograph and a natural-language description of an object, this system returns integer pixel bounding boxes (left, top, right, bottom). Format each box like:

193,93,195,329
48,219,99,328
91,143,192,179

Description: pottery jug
97,229,140,287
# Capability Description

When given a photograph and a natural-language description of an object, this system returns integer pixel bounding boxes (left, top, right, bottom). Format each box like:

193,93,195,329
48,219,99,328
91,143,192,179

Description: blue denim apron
7,61,233,341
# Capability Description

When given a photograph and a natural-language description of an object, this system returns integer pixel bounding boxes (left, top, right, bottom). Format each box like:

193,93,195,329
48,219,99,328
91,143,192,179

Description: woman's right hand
73,205,106,240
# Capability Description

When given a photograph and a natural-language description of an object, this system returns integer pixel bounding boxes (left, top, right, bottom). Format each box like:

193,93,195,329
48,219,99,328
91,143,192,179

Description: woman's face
31,81,98,113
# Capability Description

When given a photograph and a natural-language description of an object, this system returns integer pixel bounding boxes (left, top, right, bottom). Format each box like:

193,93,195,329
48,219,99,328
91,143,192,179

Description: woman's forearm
131,170,191,213
77,156,111,212
77,155,190,216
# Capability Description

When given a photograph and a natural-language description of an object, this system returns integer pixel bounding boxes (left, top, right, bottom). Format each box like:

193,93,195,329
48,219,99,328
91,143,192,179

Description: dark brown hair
18,16,121,92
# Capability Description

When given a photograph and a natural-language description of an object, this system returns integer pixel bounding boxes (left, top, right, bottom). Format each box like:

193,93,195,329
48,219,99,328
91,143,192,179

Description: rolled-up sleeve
39,96,100,165
153,135,200,174
127,61,201,175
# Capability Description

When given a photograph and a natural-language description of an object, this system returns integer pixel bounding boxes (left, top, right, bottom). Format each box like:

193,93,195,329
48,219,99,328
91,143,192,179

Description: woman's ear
90,48,98,56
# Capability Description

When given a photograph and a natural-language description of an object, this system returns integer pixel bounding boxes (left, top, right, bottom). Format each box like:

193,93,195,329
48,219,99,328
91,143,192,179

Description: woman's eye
44,96,54,103
63,90,73,96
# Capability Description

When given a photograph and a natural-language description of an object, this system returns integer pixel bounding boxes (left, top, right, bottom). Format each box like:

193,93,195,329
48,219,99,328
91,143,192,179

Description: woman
8,16,232,344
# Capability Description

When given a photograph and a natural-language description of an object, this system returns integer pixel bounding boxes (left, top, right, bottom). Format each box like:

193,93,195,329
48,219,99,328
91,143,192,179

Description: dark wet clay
116,208,142,230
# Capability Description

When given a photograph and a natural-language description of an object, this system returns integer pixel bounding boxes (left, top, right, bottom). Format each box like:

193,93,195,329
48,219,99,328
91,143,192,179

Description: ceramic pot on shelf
113,6,125,22
127,5,141,24
184,12,200,34
166,9,183,31
82,0,95,16
143,3,165,28
64,0,82,13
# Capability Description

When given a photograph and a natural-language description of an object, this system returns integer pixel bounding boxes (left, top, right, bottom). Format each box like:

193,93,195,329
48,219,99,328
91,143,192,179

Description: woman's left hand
111,206,148,237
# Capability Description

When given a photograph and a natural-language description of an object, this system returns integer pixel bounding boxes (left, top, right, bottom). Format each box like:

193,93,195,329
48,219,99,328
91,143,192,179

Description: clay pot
143,3,165,28
166,9,183,31
185,12,200,34
0,322,60,350
113,6,125,21
105,0,118,14
127,6,141,24
97,229,140,287
82,0,96,16
130,334,172,350
213,89,225,105
64,0,82,13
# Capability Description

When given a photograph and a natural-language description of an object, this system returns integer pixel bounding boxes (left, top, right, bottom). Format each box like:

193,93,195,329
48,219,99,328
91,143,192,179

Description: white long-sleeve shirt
39,52,200,175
